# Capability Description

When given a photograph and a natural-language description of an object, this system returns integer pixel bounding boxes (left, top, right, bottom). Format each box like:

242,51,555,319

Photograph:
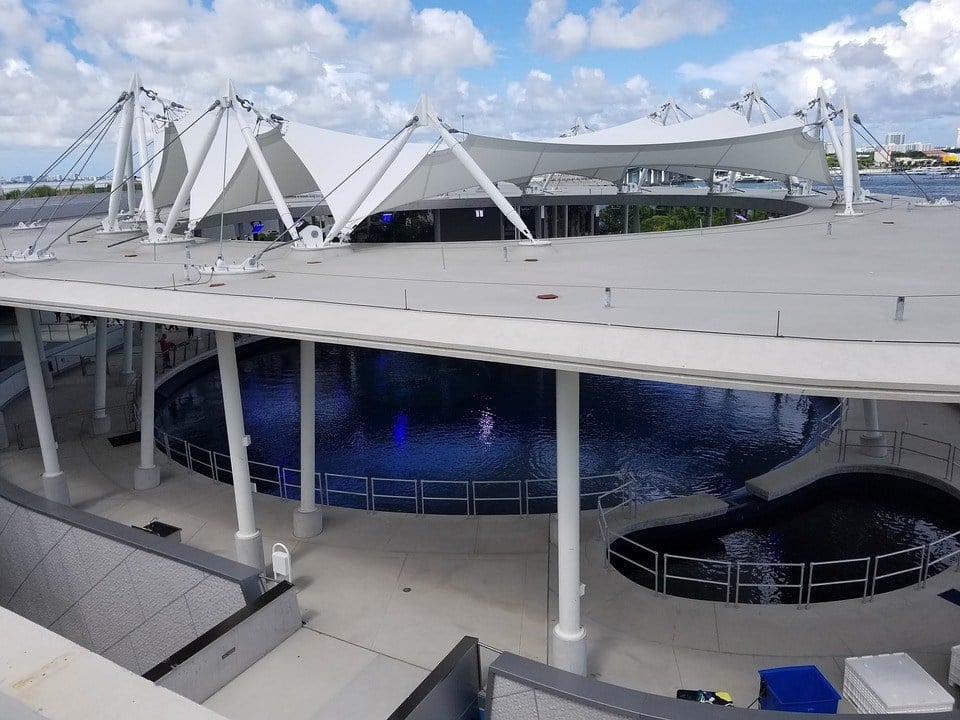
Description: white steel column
91,317,111,435
15,307,69,504
216,330,264,570
860,398,886,458
31,310,54,389
103,78,136,233
133,77,158,240
293,340,322,537
551,369,587,675
120,320,136,385
134,322,160,489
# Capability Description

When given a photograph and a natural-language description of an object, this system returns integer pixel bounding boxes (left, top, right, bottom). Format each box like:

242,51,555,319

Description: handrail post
797,564,805,610
725,563,732,606
806,563,814,608
861,560,870,602
869,555,879,600
734,562,741,606
918,545,926,589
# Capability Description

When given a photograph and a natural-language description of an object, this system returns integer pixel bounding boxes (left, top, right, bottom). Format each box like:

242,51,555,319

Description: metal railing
735,561,805,608
870,545,925,598
599,475,959,606
806,557,871,606
814,399,847,451
151,426,626,516
663,554,732,604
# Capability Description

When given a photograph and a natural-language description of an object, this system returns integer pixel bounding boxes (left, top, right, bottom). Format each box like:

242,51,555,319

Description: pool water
156,340,837,513
612,473,960,603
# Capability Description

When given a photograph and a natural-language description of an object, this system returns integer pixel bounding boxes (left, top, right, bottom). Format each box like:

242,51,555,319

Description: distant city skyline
2,0,960,176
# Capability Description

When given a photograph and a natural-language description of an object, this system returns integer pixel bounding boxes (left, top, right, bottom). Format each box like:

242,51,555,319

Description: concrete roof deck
1,194,959,400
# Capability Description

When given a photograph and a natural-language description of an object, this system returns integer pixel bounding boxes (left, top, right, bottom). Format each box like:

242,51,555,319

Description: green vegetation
597,204,768,235
3,183,108,200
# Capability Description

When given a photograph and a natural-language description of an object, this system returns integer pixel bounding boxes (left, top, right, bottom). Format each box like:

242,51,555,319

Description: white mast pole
102,75,137,233
230,81,301,243
132,74,158,241
158,100,227,241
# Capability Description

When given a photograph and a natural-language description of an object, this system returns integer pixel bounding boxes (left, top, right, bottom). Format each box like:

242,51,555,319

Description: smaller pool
611,473,960,604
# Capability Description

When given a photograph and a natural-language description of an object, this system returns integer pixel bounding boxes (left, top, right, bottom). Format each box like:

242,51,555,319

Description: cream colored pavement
1,362,959,718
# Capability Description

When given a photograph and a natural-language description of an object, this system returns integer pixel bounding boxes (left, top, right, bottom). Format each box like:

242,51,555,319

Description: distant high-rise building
955,127,960,148
885,132,906,146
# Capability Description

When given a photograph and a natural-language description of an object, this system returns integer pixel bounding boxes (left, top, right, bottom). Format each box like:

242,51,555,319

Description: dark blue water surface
613,473,960,603
157,340,836,511
831,172,960,201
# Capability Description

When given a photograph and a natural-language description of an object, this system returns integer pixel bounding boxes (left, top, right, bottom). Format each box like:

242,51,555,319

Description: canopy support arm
132,74,158,241
158,99,226,240
102,75,137,232
305,121,420,247
231,81,300,243
426,113,538,244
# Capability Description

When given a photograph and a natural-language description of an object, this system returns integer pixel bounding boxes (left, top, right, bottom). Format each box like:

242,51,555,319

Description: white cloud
527,0,728,57
678,0,960,138
0,0,496,170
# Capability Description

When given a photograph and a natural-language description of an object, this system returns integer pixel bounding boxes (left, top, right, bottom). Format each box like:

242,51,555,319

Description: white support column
15,307,69,504
216,330,264,570
551,369,587,675
120,320,136,385
159,101,226,241
31,310,54,389
91,317,111,435
125,147,137,218
429,114,539,244
103,77,137,233
134,322,160,489
294,340,322,537
133,78,158,241
837,97,862,217
314,121,419,246
231,82,301,244
860,399,886,458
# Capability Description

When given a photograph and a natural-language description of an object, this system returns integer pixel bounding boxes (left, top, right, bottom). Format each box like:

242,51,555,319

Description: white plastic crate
950,645,960,688
844,653,955,714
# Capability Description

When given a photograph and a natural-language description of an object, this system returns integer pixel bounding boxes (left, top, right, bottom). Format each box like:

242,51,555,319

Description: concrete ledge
616,493,728,534
148,582,301,703
0,607,228,720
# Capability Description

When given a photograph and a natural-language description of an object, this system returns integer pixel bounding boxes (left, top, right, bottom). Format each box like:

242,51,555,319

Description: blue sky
2,0,959,176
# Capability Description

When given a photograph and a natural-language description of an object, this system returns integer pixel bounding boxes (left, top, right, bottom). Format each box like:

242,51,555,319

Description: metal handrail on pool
806,557,871,607
663,553,733,605
734,561,805,609
153,428,626,516
870,545,926,599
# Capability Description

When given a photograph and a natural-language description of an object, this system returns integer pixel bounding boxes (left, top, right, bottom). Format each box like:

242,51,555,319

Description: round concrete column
120,320,136,386
91,317,111,435
860,398,887,458
134,322,160,489
550,369,587,675
216,330,265,571
15,307,69,505
294,340,322,537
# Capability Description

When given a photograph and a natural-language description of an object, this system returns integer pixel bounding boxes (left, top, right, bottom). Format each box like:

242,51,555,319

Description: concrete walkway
1,361,959,718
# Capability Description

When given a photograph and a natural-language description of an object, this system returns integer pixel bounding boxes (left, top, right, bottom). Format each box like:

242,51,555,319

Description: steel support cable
28,111,120,249
0,95,128,225
34,103,221,255
252,122,412,260
23,109,120,226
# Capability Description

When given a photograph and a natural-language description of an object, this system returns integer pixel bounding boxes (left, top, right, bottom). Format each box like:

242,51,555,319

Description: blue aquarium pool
156,339,837,514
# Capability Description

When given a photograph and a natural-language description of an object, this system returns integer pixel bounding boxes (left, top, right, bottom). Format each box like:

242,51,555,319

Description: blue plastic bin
758,666,840,714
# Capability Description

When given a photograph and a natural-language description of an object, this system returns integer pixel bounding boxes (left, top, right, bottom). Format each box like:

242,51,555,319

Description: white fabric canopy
159,105,830,232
